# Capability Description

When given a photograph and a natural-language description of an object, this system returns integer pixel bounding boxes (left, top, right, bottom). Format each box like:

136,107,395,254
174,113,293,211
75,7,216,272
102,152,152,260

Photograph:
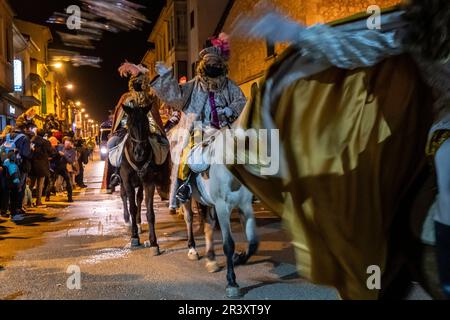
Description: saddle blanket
109,134,170,168
109,134,128,168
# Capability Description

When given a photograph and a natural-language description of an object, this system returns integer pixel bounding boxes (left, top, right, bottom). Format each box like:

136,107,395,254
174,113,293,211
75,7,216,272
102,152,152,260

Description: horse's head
123,105,152,163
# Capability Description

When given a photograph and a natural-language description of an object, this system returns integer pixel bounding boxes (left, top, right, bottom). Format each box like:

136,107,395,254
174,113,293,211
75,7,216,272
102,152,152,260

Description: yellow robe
229,53,435,299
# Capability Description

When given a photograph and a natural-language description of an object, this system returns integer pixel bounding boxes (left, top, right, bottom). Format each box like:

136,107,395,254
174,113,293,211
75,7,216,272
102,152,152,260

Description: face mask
133,81,143,92
204,65,225,78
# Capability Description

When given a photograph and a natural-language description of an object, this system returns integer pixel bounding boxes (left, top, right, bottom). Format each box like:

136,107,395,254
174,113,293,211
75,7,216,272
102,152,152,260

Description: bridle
124,132,153,179
129,136,148,144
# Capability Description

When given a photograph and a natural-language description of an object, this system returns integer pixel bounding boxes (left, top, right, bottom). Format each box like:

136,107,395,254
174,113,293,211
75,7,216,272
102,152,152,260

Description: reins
124,134,153,179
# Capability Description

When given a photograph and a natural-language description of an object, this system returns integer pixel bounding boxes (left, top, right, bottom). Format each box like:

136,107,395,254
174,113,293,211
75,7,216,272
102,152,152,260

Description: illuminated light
76,101,81,106
53,62,63,69
100,146,108,155
66,84,74,90
14,60,23,92
179,76,187,84
8,105,16,115
81,108,86,113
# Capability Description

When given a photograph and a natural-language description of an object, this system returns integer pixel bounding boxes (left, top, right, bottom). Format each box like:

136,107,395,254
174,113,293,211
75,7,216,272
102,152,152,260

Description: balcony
21,95,41,109
29,73,45,91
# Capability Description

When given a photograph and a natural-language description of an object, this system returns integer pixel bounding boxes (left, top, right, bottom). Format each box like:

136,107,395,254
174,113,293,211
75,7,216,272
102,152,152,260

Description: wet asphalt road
0,157,431,300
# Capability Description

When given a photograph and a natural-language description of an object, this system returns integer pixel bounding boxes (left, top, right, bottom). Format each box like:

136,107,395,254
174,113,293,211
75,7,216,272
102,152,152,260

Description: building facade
220,0,401,97
186,0,229,79
142,0,230,81
143,0,189,82
0,0,15,130
13,18,54,128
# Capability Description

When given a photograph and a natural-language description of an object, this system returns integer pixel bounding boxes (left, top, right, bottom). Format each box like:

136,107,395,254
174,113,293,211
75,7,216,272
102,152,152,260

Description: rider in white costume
119,33,247,203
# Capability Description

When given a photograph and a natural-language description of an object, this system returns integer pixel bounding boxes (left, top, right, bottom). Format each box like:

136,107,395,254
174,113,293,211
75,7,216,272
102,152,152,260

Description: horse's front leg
183,200,199,261
136,186,144,234
126,186,140,247
200,205,219,272
145,183,160,256
121,183,130,226
216,201,241,298
235,201,259,266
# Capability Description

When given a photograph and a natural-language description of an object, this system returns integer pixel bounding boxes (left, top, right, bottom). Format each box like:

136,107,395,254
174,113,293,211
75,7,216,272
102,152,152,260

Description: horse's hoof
188,249,199,261
131,238,140,247
149,246,160,256
233,252,247,266
205,260,220,273
226,286,242,299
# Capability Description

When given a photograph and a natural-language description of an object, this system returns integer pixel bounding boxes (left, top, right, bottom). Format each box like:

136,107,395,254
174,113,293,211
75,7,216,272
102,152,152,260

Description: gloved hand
231,1,305,44
118,62,149,77
155,62,171,76
218,106,235,118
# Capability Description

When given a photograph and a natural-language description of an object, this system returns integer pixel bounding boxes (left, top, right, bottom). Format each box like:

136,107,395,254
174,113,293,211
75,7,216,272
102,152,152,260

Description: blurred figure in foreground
230,0,450,299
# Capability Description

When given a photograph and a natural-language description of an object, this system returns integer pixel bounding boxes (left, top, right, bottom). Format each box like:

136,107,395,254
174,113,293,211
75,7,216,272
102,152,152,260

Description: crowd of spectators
0,109,92,222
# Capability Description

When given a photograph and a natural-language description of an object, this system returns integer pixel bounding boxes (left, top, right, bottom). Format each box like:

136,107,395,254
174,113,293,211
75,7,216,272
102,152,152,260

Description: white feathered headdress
118,61,149,78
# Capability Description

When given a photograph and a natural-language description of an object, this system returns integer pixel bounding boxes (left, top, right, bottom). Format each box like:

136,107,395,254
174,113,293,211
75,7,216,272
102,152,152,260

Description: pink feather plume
210,32,230,60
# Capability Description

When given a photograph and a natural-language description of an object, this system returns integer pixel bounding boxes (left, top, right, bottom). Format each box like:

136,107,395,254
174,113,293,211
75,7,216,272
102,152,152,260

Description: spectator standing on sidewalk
8,124,32,218
0,150,9,217
46,138,75,203
75,138,89,188
30,128,53,207
0,126,13,217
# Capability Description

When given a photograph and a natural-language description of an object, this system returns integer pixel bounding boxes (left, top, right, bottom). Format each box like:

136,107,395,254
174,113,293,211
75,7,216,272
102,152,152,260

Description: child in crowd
22,177,33,208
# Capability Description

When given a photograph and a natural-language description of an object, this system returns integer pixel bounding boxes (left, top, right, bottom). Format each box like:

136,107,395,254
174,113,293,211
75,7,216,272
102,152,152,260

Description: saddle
109,134,128,168
109,133,170,168
187,129,219,174
149,134,170,166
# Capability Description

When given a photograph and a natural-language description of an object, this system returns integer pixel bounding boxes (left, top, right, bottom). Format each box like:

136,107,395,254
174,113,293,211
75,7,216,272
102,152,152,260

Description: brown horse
120,105,160,256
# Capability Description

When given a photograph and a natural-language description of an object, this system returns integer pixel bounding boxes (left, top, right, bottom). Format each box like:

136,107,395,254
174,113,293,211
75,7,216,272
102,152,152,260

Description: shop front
0,94,24,131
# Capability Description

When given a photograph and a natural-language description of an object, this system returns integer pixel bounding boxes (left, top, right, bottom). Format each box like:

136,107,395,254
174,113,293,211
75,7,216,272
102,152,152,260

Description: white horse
181,130,259,299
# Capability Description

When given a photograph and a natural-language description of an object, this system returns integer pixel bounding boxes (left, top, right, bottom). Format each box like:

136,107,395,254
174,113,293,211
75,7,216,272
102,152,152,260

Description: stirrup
109,173,121,189
176,183,192,204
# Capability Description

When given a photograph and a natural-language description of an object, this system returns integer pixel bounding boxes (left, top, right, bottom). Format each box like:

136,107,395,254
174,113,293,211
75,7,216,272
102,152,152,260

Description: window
177,14,187,45
169,17,174,50
177,61,187,80
191,62,197,78
266,40,275,58
0,17,4,59
41,84,47,115
6,24,13,63
163,31,167,58
190,10,195,29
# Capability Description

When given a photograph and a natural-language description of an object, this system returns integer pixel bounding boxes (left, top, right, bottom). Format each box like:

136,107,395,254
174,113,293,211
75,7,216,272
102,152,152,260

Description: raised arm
232,11,404,70
150,65,188,111
118,61,190,111
294,24,403,69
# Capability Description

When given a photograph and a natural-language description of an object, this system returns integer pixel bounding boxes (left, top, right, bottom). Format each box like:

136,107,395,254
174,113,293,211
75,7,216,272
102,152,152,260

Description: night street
1,0,449,303
0,153,432,300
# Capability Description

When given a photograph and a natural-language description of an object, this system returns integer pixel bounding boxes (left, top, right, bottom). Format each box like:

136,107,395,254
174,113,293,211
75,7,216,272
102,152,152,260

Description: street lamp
53,62,63,69
83,114,90,138
66,83,74,90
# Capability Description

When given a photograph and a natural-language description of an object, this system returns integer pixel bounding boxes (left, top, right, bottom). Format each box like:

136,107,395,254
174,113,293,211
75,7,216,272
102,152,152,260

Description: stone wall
222,0,400,96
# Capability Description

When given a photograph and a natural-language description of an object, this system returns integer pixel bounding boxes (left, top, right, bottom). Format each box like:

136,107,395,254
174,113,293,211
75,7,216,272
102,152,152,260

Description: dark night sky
10,0,164,122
